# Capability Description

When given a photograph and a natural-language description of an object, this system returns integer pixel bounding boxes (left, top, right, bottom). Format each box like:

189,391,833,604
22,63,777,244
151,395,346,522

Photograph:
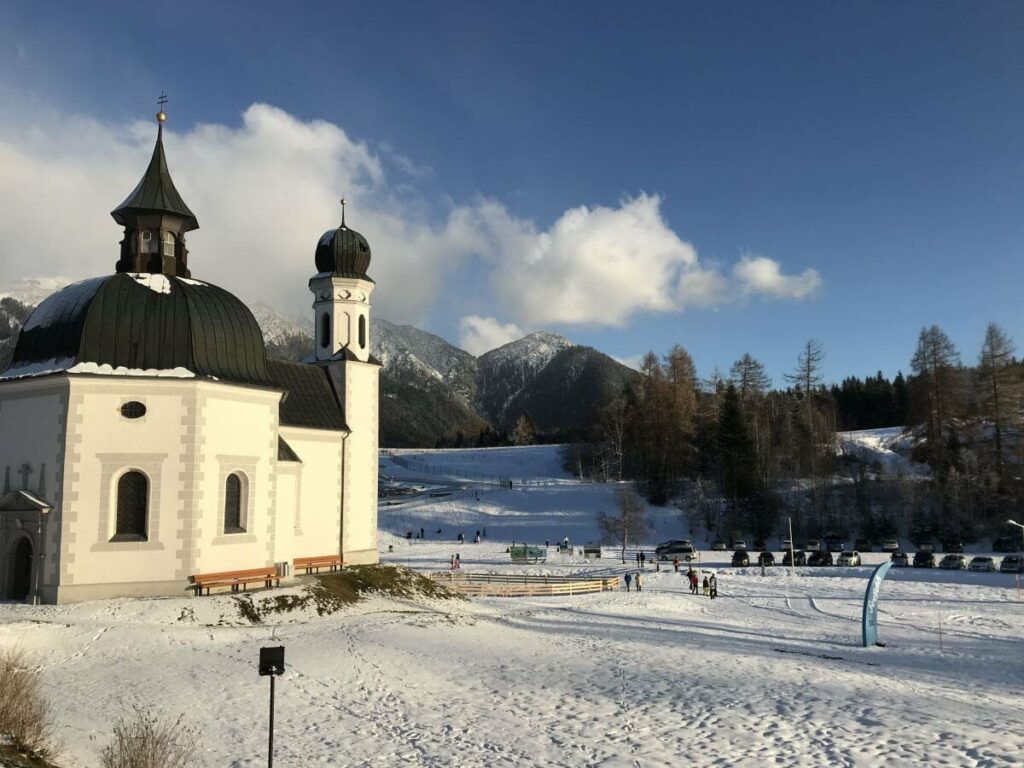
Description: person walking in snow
449,555,455,570
640,551,646,568
709,573,718,600
702,575,710,597
635,572,643,592
636,552,641,567
454,553,461,569
624,572,632,592
673,557,680,573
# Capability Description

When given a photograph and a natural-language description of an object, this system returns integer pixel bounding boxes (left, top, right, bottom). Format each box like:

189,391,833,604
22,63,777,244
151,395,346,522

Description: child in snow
624,573,632,592
702,575,710,597
709,573,718,599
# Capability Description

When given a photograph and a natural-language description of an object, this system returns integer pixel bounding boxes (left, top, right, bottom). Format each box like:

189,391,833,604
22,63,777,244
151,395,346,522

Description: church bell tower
308,200,374,362
307,200,379,565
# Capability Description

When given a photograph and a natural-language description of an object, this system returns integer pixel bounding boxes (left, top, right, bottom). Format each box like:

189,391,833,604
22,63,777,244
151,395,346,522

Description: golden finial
156,92,168,123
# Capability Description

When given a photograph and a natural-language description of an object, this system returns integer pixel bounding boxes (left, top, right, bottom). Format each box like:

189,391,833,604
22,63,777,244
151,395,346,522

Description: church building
0,106,380,603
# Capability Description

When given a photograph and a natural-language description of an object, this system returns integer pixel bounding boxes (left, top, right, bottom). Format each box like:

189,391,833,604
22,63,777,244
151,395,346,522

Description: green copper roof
111,127,199,231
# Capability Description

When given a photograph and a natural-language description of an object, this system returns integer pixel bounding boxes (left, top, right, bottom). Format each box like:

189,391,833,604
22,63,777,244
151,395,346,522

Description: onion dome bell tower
111,95,199,277
309,199,374,363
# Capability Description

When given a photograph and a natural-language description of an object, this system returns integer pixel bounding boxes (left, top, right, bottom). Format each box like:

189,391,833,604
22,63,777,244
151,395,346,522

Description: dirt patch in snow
235,564,463,624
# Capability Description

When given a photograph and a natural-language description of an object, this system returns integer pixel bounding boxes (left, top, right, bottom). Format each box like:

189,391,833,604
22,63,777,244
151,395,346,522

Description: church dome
314,203,372,281
4,273,272,385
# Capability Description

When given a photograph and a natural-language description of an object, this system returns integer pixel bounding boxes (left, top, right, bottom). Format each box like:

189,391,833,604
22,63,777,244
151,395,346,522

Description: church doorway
5,537,33,601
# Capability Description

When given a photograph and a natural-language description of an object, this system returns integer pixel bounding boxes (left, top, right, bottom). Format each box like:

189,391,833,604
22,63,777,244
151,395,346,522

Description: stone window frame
223,471,248,535
212,456,258,545
111,469,148,542
90,453,167,552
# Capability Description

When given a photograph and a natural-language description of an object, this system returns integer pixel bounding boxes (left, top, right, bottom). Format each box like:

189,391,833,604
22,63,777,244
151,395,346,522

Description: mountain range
0,277,637,447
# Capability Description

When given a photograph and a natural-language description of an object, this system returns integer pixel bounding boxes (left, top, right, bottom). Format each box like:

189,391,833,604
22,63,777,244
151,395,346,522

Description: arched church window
161,231,176,257
359,315,366,349
112,470,148,542
224,473,246,533
320,313,330,349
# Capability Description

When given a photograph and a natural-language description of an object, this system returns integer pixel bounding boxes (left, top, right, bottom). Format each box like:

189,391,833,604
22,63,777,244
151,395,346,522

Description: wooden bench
293,555,343,574
191,566,279,596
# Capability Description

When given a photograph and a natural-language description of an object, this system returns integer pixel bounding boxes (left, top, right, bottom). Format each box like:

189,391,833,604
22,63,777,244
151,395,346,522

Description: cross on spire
156,92,168,126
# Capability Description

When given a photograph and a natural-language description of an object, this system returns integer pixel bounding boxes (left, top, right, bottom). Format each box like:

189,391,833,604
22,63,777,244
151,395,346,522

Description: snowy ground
2,445,1023,767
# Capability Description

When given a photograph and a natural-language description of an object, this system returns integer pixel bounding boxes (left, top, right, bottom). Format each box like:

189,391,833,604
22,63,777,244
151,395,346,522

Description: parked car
968,556,997,573
999,555,1023,573
939,554,967,570
942,541,964,553
757,551,775,566
780,538,793,550
837,550,862,567
655,539,690,555
827,540,847,553
808,551,833,566
659,544,697,561
782,550,806,566
913,550,936,568
731,540,748,551
916,542,935,552
732,550,750,567
711,539,728,551
753,538,766,551
854,538,872,552
881,539,900,552
805,539,821,552
891,551,910,567
993,536,1021,553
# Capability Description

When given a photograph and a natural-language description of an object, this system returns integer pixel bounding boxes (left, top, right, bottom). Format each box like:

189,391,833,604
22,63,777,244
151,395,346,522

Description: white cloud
0,95,822,335
733,253,822,300
458,315,524,356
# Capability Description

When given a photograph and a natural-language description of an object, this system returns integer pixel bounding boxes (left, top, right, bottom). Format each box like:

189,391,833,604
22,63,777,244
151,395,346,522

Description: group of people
455,528,488,545
623,571,644,592
449,553,462,569
685,567,717,599
622,567,718,598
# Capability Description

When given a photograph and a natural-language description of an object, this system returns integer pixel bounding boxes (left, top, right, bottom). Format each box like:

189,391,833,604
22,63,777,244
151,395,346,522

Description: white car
837,551,861,567
659,544,697,562
780,538,793,550
881,539,899,552
731,540,747,551
968,556,997,572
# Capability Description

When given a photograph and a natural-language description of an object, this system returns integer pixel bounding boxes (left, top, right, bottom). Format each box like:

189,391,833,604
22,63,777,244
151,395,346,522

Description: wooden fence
431,571,621,597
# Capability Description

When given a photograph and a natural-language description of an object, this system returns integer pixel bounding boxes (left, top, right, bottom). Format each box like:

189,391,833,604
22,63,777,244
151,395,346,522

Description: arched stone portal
6,537,33,601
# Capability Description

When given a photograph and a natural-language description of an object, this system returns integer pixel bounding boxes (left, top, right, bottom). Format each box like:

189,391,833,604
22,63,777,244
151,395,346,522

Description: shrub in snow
0,647,55,759
99,707,199,768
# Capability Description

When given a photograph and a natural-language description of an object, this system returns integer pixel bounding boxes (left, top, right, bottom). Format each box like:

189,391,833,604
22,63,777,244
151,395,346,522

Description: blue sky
1,1,1022,384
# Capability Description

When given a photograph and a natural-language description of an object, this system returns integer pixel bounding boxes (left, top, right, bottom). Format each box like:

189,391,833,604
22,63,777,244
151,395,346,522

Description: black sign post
259,646,285,767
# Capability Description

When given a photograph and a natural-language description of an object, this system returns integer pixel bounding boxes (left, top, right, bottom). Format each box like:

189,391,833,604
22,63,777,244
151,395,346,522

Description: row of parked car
730,549,864,567
890,551,1024,572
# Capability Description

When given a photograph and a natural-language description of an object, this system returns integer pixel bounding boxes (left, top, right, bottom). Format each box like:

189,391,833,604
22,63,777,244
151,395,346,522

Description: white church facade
0,108,379,603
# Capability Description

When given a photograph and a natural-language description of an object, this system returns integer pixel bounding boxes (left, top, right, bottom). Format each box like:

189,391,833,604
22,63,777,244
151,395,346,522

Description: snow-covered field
2,445,1023,767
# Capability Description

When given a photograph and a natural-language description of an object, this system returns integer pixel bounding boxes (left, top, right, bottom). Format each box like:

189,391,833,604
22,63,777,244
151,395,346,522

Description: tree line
566,321,1024,547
